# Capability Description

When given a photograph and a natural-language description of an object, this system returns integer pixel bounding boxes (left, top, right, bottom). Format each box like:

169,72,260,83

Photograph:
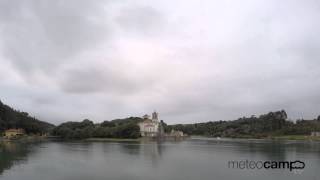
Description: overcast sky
0,0,320,125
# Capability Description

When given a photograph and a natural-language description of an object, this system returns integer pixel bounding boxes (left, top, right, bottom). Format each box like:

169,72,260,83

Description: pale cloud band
0,0,319,124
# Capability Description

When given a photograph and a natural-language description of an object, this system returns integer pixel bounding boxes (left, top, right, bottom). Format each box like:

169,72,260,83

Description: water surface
0,138,319,180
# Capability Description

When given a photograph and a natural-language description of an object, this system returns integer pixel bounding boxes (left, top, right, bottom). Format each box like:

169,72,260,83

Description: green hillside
0,100,55,134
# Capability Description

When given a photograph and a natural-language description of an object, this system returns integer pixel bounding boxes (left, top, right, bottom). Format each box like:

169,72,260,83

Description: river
0,137,319,180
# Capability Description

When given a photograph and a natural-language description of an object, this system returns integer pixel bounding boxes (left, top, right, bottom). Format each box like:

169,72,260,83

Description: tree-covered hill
0,100,55,134
52,117,143,139
168,110,320,138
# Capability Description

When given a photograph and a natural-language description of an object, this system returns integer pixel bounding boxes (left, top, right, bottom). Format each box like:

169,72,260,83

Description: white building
138,111,160,137
170,129,184,137
311,131,320,137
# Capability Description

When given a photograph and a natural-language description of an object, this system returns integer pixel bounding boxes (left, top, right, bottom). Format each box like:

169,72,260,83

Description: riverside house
311,131,320,137
4,128,25,139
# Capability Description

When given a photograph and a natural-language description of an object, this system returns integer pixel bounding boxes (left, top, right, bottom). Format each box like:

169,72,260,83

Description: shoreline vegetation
270,135,320,141
169,110,320,141
0,100,55,136
51,118,142,139
84,138,142,142
2,135,320,143
81,136,320,142
1,100,320,141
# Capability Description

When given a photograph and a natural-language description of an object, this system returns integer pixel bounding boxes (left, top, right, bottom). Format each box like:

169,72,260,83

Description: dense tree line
169,110,320,138
0,100,54,134
52,117,143,139
2,98,319,140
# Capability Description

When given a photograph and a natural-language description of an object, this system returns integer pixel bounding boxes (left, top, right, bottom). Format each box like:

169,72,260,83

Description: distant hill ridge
0,100,55,134
168,110,320,137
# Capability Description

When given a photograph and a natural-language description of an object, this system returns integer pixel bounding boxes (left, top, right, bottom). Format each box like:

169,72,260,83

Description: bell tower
152,111,158,121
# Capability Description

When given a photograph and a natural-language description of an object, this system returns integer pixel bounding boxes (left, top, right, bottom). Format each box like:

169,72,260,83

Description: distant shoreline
268,135,320,141
84,138,142,142
0,135,48,142
1,135,320,143
195,135,320,141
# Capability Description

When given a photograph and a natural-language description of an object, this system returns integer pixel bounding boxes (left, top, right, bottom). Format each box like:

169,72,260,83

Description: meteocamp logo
228,160,305,172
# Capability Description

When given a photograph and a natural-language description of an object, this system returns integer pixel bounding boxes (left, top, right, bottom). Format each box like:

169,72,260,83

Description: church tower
152,111,158,121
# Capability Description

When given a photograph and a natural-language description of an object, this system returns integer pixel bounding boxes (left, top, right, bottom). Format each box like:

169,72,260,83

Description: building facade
4,128,25,139
139,111,160,137
170,129,184,137
311,131,320,137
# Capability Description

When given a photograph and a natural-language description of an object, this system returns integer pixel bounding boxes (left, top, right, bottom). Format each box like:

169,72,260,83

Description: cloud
0,0,320,124
115,5,164,36
57,66,145,94
0,0,109,76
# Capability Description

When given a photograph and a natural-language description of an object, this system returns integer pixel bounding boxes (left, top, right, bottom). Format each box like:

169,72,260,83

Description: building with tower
138,111,161,137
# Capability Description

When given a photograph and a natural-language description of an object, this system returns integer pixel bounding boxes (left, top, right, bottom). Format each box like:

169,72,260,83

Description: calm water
0,138,319,180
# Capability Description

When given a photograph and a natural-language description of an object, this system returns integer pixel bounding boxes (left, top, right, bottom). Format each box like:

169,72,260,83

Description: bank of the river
269,135,320,141
0,135,48,142
3,135,319,142
194,135,320,141
84,136,189,142
240,135,320,141
84,138,142,142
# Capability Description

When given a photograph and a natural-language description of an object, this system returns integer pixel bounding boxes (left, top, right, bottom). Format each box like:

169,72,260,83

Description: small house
170,129,184,137
311,131,320,137
4,128,25,139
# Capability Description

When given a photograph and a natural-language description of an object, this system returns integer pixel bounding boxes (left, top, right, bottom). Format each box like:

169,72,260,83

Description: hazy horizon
0,0,320,125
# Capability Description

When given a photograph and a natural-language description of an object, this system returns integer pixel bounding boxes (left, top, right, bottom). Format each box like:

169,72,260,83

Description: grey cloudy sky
0,0,320,125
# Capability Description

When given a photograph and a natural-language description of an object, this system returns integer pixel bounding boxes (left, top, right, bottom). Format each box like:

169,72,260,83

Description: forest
168,110,320,138
1,99,320,139
52,117,143,139
0,100,54,134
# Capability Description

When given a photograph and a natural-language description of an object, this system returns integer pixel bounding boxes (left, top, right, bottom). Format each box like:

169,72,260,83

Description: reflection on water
0,138,319,180
117,140,167,167
0,141,32,174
